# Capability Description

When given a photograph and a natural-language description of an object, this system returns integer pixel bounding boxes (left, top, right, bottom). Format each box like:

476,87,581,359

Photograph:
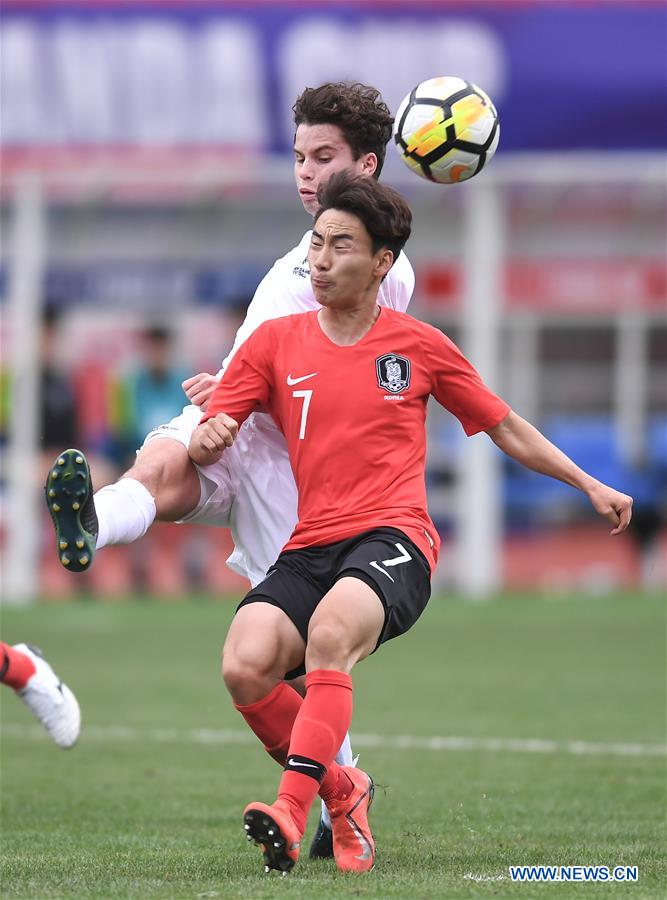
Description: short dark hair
314,171,412,263
293,82,394,178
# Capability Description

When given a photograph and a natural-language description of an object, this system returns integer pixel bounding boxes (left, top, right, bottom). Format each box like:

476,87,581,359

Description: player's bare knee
124,452,172,495
306,620,353,672
222,654,264,704
222,646,280,705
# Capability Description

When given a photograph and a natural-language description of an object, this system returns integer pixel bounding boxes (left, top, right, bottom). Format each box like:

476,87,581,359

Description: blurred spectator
106,324,190,594
0,307,80,490
35,306,116,487
0,306,88,480
39,306,78,461
31,307,118,595
110,324,189,468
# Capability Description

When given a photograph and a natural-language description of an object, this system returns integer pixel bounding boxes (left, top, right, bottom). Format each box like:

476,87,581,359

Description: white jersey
145,229,415,586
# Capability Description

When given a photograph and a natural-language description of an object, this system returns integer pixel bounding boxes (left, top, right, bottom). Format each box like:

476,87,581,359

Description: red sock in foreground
0,642,37,690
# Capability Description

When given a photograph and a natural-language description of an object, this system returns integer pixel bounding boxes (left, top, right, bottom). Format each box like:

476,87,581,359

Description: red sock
319,761,354,805
235,682,302,764
278,669,353,835
0,643,36,690
235,680,351,802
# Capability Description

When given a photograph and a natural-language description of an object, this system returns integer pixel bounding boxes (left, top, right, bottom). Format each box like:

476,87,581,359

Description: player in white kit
45,82,414,858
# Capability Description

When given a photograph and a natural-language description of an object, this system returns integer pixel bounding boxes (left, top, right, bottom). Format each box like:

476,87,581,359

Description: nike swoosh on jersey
287,372,318,386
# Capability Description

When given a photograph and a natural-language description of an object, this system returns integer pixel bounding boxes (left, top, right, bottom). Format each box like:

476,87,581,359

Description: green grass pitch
1,591,665,898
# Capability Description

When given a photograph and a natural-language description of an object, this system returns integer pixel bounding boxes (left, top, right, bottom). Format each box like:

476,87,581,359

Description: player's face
308,209,392,309
294,124,377,216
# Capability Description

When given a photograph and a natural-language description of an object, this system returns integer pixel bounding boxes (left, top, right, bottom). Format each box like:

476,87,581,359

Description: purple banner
1,2,665,151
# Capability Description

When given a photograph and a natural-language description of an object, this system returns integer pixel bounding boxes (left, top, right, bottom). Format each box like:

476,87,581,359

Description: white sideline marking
2,724,665,758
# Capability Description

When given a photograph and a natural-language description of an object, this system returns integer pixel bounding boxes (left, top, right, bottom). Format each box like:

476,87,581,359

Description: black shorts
237,527,432,678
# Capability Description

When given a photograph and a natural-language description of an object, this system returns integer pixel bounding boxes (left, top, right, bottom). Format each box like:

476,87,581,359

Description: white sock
320,732,355,829
94,479,157,549
334,732,354,768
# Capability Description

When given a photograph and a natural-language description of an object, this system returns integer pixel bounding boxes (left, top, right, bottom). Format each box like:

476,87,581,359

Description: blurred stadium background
1,2,665,896
1,0,665,602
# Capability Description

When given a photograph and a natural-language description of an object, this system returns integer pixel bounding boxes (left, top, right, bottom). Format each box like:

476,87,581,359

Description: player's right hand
183,373,219,411
586,480,633,535
188,413,239,465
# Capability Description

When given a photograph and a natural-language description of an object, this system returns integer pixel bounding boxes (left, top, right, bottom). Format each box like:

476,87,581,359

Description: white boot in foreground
14,644,81,749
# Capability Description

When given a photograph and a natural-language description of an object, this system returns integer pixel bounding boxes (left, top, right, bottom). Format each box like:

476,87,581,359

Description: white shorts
143,406,297,587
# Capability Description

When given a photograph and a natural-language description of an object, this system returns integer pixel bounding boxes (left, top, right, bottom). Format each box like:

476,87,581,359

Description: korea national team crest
376,353,411,394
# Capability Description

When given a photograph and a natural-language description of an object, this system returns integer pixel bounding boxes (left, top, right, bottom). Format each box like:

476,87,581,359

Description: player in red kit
189,172,633,875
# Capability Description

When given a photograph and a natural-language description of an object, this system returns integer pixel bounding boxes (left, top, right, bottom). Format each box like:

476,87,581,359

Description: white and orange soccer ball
393,76,500,184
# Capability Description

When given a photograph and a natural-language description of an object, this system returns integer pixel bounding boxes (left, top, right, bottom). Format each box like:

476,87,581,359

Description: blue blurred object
503,415,664,526
543,415,624,487
647,416,667,472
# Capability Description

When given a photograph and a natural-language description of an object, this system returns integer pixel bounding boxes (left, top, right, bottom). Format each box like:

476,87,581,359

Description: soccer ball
393,76,499,184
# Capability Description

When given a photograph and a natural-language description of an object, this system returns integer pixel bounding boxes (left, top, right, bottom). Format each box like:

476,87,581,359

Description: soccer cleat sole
243,809,297,875
45,450,96,573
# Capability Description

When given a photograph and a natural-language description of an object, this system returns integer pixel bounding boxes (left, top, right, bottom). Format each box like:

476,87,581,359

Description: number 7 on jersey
292,390,313,440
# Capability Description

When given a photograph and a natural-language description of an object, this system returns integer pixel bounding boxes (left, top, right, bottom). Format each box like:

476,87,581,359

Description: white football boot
14,644,81,749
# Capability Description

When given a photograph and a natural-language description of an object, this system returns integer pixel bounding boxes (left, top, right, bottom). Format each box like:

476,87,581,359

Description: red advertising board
420,260,667,313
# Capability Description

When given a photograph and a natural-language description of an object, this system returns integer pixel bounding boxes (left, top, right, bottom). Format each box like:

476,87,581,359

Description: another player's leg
0,642,80,748
96,438,200,543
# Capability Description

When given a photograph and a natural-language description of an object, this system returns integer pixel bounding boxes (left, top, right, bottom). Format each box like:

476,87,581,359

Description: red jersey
203,308,510,571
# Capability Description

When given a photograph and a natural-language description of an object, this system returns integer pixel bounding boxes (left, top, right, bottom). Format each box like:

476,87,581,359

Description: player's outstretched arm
487,411,633,535
189,413,238,466
182,373,220,411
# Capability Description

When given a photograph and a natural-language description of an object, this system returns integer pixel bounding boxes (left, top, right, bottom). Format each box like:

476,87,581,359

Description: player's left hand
586,481,633,535
182,373,219,411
